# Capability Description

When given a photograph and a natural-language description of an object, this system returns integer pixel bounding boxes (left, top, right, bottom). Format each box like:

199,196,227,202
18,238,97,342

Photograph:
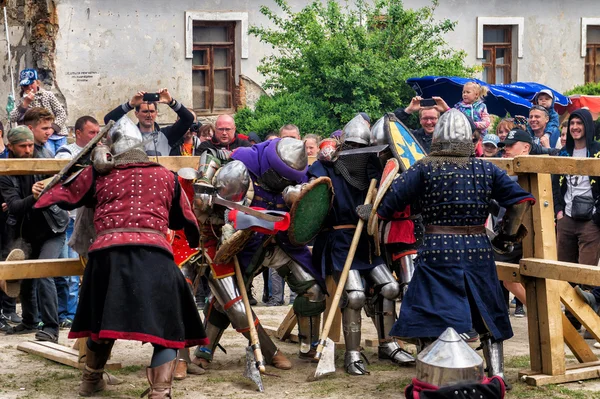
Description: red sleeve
34,166,96,210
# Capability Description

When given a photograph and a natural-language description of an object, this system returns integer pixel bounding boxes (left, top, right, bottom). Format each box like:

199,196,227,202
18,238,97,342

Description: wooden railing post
523,173,565,376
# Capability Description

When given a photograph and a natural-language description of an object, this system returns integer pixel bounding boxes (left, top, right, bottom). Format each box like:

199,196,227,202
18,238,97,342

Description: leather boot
271,349,292,370
78,341,114,397
142,358,177,399
173,359,187,380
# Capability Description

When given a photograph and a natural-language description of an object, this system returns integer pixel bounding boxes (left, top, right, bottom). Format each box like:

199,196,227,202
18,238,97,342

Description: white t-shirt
565,147,593,217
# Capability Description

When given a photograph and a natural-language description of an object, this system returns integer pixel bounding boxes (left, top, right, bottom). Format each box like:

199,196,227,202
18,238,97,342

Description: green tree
564,82,600,96
235,91,338,138
247,0,476,126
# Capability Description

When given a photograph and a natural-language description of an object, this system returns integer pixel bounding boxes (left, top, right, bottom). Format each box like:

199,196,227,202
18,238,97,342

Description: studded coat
34,163,200,255
378,158,534,340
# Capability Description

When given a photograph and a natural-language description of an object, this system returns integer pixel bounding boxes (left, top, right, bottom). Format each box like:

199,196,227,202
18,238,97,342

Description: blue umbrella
406,76,533,118
499,81,571,109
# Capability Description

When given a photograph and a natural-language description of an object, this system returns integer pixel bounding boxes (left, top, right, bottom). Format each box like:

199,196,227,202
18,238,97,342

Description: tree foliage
564,82,600,96
247,0,477,126
234,91,338,138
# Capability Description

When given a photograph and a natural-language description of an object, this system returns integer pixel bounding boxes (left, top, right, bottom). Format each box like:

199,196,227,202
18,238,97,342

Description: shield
385,113,426,171
367,158,400,236
213,229,254,264
40,120,114,197
288,177,334,246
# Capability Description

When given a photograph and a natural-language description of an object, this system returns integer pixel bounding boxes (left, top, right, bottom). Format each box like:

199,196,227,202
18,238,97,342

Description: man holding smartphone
104,88,195,156
393,96,450,154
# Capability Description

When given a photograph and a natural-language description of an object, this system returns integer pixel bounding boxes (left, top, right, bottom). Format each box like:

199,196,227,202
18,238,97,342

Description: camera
143,92,160,102
419,98,436,107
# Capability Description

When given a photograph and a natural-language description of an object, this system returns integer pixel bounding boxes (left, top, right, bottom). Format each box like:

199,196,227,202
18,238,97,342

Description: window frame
191,21,236,115
585,26,600,83
482,25,512,85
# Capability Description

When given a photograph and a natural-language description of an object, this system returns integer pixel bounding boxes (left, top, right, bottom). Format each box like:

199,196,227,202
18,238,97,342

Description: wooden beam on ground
323,275,342,342
520,363,600,386
275,307,297,341
17,340,121,370
0,258,83,280
521,258,600,287
512,155,600,176
496,262,521,282
561,313,598,363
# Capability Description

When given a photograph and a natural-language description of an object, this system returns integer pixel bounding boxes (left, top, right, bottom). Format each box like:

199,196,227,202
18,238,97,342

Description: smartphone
143,92,160,102
420,98,436,107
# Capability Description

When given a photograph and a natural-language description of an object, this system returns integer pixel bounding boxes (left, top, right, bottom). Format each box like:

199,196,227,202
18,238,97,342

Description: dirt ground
2,297,600,399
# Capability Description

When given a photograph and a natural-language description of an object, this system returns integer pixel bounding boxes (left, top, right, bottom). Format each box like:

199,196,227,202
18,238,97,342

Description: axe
233,256,265,392
313,178,377,379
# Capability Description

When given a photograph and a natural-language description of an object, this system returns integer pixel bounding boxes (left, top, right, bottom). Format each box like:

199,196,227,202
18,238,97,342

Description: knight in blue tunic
309,115,415,375
232,138,327,361
374,109,535,383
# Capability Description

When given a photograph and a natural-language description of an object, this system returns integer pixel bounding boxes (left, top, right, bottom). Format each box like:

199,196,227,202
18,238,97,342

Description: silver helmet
108,116,143,156
343,114,371,146
213,160,250,203
416,327,484,387
276,138,308,171
370,116,387,146
431,109,473,151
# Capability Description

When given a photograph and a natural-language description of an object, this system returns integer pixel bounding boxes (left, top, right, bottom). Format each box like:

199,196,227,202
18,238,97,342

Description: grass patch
308,379,341,396
112,364,145,375
506,355,530,369
375,378,411,393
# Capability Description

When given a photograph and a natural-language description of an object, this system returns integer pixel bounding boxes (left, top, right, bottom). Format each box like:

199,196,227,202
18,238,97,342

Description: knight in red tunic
34,117,206,399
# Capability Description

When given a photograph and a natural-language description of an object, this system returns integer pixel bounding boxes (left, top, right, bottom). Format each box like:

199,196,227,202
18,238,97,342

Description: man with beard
0,126,64,342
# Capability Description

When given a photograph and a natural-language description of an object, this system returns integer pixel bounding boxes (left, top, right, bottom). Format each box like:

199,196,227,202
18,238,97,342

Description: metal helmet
343,114,371,146
213,160,250,203
416,327,484,387
370,116,387,146
431,109,473,151
108,116,143,156
276,138,308,171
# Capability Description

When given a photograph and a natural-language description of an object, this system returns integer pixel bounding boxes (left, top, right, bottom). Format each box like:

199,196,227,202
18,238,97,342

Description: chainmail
113,148,150,166
417,142,474,169
334,143,370,190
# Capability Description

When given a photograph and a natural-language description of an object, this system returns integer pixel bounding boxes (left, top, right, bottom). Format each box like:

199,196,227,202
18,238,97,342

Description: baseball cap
19,68,38,86
482,134,500,148
7,125,34,144
497,129,532,148
536,89,554,100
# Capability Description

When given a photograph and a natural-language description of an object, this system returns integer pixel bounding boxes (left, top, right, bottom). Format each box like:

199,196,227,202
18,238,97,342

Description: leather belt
333,224,357,230
424,225,486,235
98,228,166,238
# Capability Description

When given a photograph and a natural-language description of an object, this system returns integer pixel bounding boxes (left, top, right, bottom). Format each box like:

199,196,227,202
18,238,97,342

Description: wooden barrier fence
2,155,600,386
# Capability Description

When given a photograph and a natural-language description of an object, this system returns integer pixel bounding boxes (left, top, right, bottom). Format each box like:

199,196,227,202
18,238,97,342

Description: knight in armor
218,138,328,362
371,109,535,386
309,114,415,375
34,116,207,398
191,151,294,371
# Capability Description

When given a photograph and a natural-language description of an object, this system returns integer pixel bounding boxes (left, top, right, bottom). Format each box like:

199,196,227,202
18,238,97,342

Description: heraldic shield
385,113,427,171
288,177,334,246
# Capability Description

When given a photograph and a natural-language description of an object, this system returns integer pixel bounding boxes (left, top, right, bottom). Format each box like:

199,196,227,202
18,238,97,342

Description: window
482,26,512,85
585,26,600,83
192,21,235,114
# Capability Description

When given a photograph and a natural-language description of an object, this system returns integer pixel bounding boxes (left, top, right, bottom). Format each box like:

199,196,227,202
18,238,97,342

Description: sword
336,144,389,156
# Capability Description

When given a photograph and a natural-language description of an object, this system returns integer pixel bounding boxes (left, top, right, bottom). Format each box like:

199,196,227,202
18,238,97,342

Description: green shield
288,177,334,246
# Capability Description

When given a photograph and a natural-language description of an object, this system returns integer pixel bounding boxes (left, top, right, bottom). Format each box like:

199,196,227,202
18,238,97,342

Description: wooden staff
314,178,377,360
233,256,265,373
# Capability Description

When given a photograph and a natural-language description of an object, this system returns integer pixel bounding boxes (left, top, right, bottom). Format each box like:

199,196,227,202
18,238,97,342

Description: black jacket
393,108,432,154
552,108,600,218
104,100,194,156
198,136,252,153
